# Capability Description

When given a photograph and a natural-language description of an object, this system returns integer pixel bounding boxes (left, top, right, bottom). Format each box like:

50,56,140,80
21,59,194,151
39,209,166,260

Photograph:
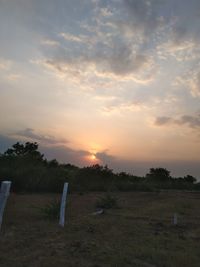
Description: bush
73,165,115,192
95,194,118,209
40,199,61,220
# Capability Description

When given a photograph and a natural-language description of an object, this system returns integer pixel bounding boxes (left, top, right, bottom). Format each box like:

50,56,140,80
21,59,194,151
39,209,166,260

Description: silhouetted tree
0,142,70,192
73,164,114,191
4,142,44,160
48,159,59,168
184,175,197,184
146,167,171,182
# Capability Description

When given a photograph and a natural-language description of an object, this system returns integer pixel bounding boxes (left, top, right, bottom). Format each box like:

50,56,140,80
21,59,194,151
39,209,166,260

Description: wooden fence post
0,181,11,230
59,182,68,227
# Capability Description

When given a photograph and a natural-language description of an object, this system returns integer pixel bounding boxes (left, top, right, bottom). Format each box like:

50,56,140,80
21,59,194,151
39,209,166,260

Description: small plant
40,199,60,220
95,194,118,209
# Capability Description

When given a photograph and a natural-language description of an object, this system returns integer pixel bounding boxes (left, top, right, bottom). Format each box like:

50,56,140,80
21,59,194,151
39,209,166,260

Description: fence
0,181,69,231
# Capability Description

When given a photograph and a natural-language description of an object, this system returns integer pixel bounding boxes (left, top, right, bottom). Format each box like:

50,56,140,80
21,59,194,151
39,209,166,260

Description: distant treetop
4,142,44,160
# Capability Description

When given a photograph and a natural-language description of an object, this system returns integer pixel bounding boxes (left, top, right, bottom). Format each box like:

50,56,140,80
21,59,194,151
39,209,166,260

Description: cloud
60,33,87,43
156,1,200,62
172,26,188,44
101,99,148,115
190,71,200,97
155,113,200,128
174,70,200,98
95,151,116,163
154,116,173,126
41,39,60,47
123,0,163,35
157,32,199,62
178,115,200,128
40,45,155,85
0,131,91,166
41,145,91,166
13,128,68,146
103,46,151,76
160,40,196,54
6,74,22,81
0,58,12,71
35,1,158,85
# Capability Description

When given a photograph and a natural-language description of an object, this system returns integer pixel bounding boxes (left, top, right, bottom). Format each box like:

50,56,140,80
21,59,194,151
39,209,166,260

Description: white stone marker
59,182,68,227
173,213,178,225
0,181,11,230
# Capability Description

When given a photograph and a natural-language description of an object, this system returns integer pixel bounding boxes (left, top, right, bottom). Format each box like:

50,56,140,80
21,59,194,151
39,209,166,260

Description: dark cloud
95,151,116,163
167,1,200,49
11,128,90,165
155,113,200,128
0,132,90,166
155,116,173,126
172,26,188,45
178,115,200,128
14,128,68,145
39,1,156,79
106,47,149,76
40,145,90,166
44,46,151,79
122,0,200,54
95,42,151,76
123,0,163,33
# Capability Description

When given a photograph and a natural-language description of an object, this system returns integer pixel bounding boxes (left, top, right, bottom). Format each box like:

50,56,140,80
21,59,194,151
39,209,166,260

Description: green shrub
95,194,118,209
40,199,60,220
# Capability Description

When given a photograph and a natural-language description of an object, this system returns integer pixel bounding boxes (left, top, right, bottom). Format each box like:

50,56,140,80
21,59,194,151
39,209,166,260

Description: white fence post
0,181,11,230
59,182,68,227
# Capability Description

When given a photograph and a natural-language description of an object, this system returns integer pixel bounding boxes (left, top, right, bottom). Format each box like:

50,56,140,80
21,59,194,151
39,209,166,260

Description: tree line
0,142,199,193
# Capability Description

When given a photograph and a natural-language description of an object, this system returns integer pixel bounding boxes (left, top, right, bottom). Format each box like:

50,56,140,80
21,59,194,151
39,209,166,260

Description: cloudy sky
0,0,200,177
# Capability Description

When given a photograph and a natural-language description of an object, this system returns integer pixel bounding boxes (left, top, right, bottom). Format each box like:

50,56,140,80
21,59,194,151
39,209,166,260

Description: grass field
1,191,200,267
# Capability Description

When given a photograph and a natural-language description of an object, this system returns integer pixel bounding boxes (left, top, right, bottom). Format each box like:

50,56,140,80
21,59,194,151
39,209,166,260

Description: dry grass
0,191,200,267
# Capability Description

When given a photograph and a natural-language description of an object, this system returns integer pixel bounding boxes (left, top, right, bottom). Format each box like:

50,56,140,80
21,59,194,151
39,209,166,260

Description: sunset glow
0,0,200,178
91,155,97,161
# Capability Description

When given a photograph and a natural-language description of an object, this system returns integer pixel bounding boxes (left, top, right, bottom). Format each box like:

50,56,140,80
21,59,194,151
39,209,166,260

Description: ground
0,191,200,267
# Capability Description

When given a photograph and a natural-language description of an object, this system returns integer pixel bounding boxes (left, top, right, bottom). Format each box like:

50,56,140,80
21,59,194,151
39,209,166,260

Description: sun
85,153,99,164
90,154,96,161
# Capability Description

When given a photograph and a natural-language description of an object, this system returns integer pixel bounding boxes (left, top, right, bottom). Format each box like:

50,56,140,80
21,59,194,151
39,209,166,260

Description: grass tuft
40,199,60,220
95,194,118,209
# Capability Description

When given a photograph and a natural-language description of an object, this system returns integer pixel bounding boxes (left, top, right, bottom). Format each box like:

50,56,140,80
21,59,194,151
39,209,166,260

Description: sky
0,0,200,178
